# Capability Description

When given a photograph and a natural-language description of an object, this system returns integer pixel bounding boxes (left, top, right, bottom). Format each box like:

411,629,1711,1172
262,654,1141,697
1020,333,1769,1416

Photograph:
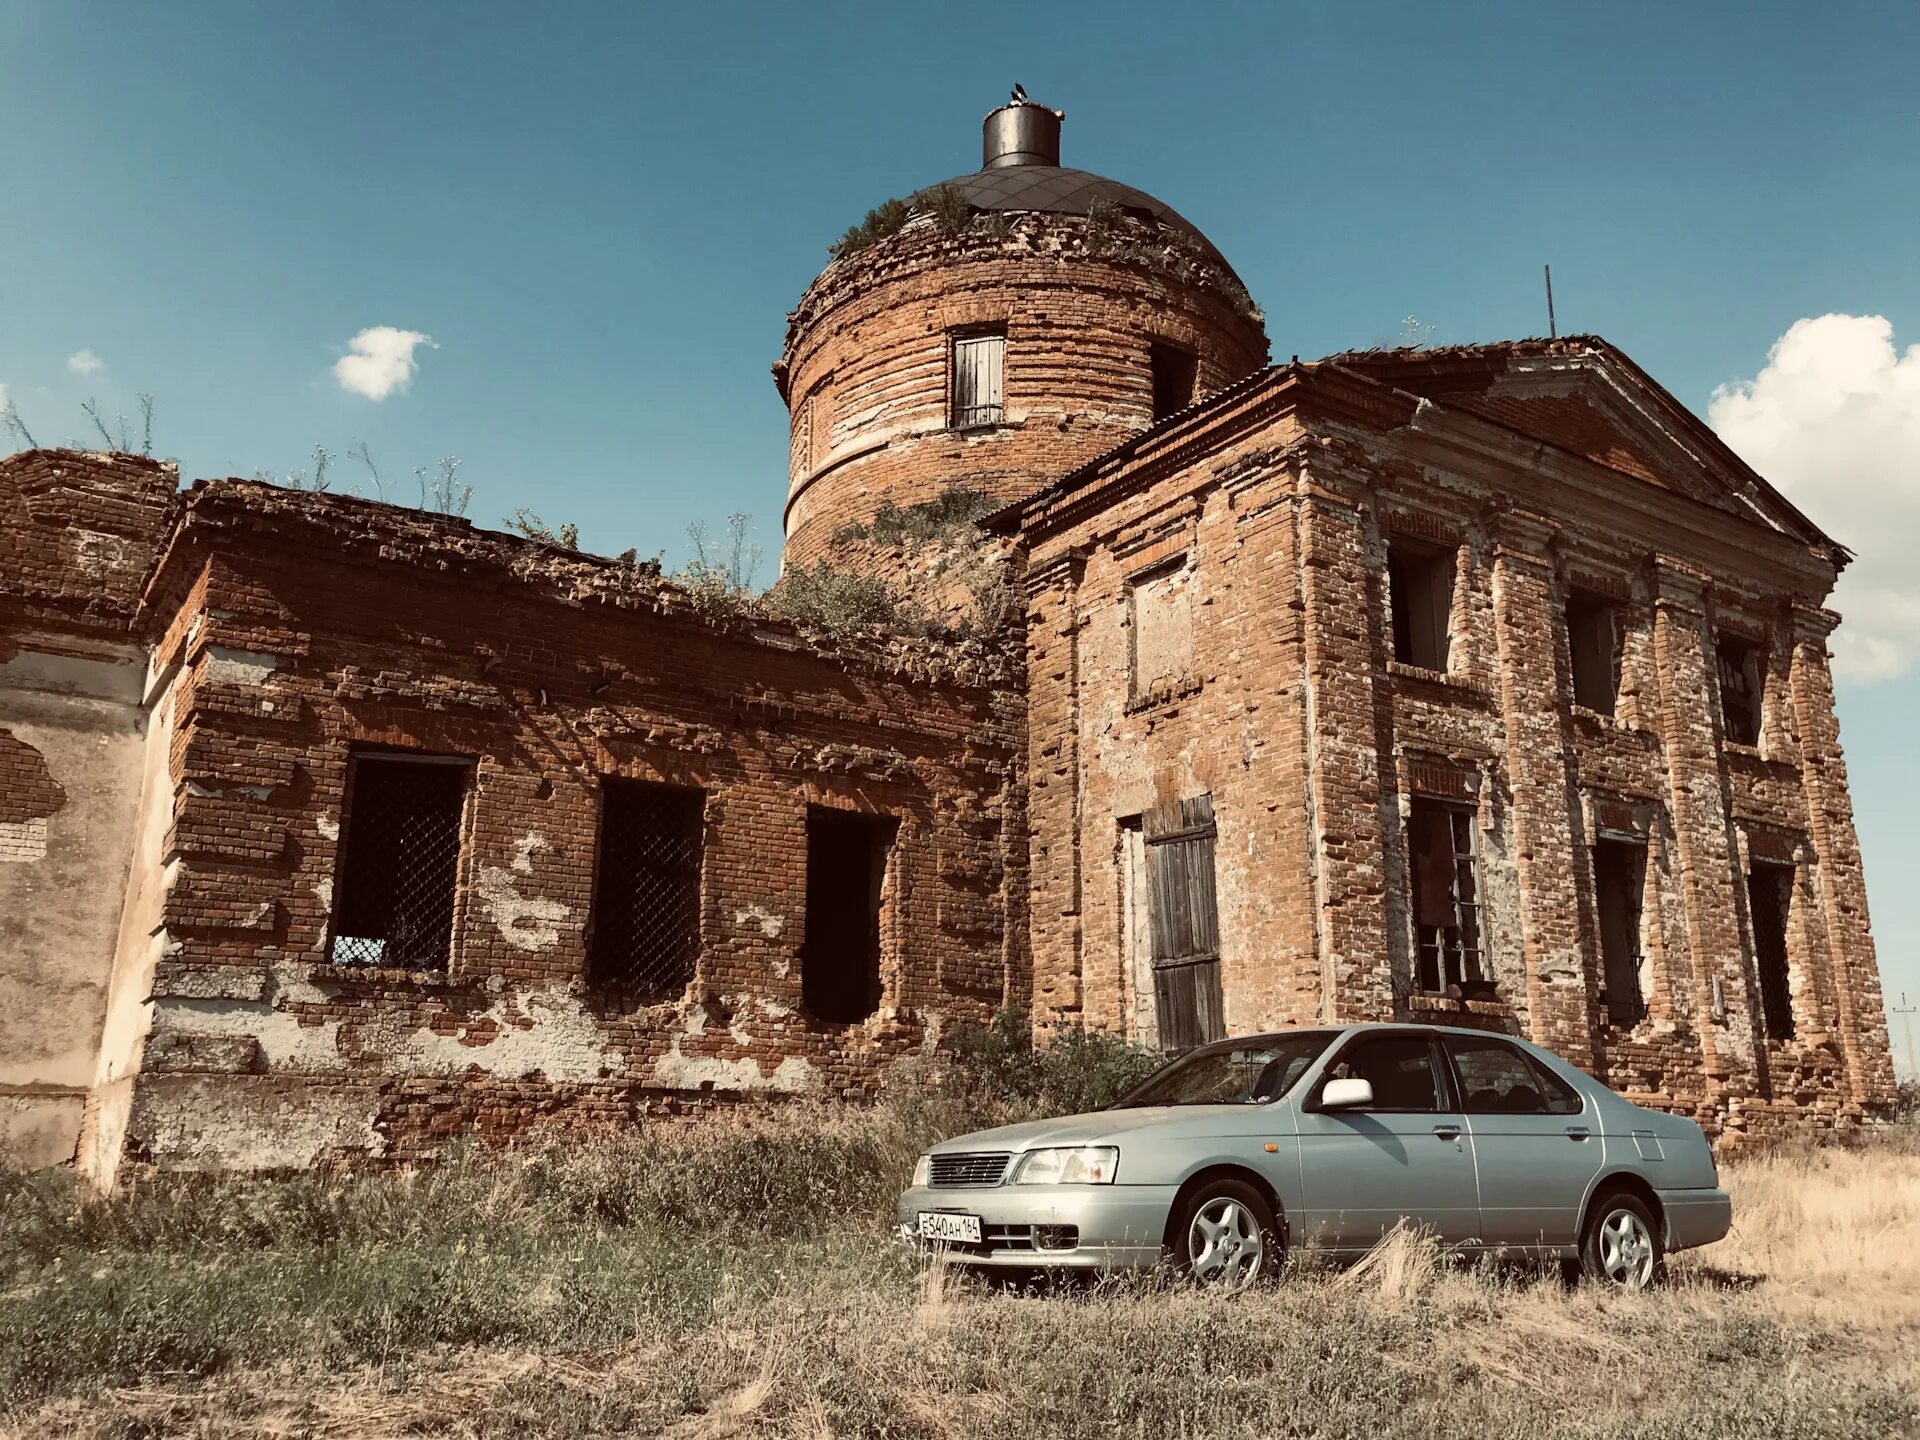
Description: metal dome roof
926,164,1236,273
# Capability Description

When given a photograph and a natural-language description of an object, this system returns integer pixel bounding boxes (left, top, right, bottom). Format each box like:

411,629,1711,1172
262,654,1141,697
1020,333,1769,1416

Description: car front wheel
1171,1178,1280,1293
1580,1192,1664,1290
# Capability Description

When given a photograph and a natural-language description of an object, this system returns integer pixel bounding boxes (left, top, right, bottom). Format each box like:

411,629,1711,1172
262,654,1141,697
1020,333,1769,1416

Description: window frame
1406,797,1485,994
1305,1031,1456,1115
585,776,708,996
1386,536,1457,672
1716,632,1766,746
1565,590,1623,715
949,327,1006,432
323,748,475,971
1149,339,1199,422
1591,836,1649,1027
1437,1032,1586,1117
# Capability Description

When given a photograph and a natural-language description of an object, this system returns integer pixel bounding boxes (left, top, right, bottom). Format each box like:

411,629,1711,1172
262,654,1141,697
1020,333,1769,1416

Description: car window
1321,1035,1442,1112
1110,1031,1337,1107
1523,1053,1585,1116
1442,1035,1546,1114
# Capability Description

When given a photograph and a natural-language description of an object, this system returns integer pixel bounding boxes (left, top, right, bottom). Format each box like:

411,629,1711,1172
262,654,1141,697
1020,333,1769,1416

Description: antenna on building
1545,264,1558,339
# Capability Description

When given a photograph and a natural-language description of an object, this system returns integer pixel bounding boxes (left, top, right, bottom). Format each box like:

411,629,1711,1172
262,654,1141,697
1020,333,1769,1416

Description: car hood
926,1106,1209,1154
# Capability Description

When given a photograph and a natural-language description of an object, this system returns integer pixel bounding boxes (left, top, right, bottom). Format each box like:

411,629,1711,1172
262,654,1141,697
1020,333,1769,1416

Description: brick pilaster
1786,605,1899,1110
1022,550,1087,1029
1488,512,1597,1071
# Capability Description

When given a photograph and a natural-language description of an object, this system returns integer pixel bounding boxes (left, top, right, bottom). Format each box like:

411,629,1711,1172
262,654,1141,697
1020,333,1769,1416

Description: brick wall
1003,352,1899,1144
106,482,1025,1174
777,212,1268,570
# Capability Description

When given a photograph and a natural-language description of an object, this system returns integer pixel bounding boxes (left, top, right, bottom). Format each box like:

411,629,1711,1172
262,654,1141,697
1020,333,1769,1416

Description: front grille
940,1223,1081,1258
928,1152,1010,1188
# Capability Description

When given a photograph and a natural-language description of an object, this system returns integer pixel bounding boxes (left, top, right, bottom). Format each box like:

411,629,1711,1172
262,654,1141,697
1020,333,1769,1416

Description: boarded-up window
1566,592,1623,715
1717,634,1765,745
1388,538,1455,671
951,331,1004,429
1130,564,1195,701
1408,798,1482,993
1150,341,1198,421
1143,795,1225,1052
587,780,704,996
328,753,471,968
1747,860,1795,1040
802,808,895,1023
1592,838,1648,1025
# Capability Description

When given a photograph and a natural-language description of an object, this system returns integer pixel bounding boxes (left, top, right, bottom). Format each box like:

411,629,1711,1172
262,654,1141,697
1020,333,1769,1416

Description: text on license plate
917,1211,982,1244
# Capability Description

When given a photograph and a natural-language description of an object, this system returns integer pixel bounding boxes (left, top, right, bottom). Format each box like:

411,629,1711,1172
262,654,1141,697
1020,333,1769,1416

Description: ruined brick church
1,97,1898,1182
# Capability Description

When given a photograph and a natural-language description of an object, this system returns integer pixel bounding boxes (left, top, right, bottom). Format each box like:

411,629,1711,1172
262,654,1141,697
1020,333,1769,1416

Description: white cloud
66,348,104,375
1709,314,1920,681
332,326,435,401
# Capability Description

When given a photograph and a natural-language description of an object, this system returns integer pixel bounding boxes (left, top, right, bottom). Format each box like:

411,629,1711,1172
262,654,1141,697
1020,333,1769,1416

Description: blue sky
4,2,1917,1065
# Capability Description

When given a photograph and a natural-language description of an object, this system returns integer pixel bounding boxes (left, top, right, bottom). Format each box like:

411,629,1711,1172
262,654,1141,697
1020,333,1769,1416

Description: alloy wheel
1187,1195,1266,1292
1596,1205,1656,1289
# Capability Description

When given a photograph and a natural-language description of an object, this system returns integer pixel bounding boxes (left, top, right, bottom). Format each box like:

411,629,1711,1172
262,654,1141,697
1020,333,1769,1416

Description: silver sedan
898,1023,1731,1291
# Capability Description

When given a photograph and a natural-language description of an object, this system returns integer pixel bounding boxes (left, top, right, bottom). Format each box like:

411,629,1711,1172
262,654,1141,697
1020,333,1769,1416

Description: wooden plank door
1144,795,1226,1051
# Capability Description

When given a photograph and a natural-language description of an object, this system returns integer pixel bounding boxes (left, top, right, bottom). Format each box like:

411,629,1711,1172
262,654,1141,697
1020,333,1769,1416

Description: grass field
2,1081,1916,1439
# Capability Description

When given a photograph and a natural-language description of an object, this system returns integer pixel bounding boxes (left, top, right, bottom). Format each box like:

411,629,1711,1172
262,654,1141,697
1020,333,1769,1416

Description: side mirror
1320,1077,1375,1110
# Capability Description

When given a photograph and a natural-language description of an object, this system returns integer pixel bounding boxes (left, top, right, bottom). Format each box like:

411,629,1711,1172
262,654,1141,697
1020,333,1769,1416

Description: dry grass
2,1116,1916,1439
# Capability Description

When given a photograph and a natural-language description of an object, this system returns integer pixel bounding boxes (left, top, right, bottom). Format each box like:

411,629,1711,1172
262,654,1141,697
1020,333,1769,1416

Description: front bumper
1660,1187,1733,1252
897,1183,1177,1269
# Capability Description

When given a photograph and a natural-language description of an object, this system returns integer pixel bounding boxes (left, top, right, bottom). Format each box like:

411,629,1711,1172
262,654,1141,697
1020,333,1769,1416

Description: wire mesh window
327,753,471,968
588,780,705,996
1408,798,1483,994
951,331,1004,430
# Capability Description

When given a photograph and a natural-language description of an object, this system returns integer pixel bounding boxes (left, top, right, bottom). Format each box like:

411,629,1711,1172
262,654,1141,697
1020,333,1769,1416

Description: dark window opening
1150,341,1198,422
1747,859,1796,1041
1144,795,1226,1052
802,807,895,1023
1388,538,1455,671
1717,634,1765,746
588,779,705,996
950,330,1004,430
1566,592,1623,715
1593,838,1648,1026
1319,1035,1444,1112
328,753,470,968
1408,798,1483,994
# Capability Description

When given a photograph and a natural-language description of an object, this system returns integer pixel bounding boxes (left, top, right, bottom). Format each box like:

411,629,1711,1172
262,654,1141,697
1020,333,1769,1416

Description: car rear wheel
1580,1192,1664,1290
1171,1178,1279,1293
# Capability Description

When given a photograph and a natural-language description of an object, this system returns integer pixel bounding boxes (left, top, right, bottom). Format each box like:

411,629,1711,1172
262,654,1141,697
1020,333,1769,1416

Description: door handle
1565,1126,1591,1141
1432,1124,1462,1139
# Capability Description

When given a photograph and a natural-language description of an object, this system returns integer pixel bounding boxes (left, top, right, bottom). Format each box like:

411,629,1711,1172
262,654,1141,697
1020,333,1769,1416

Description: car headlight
910,1154,931,1188
1010,1146,1119,1185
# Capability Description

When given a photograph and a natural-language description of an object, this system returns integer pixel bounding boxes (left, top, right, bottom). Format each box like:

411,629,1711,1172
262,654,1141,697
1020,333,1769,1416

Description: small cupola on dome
983,89,1064,168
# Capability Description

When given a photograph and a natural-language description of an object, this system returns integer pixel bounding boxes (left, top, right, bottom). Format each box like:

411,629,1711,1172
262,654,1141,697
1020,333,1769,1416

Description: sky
3,1,1918,1070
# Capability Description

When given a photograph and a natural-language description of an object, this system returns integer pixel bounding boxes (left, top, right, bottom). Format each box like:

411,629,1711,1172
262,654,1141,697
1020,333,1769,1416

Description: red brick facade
777,211,1267,571
996,343,1899,1143
0,108,1899,1180
85,483,1023,1171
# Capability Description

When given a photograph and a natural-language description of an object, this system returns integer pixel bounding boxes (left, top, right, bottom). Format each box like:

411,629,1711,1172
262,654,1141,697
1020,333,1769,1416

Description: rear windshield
1110,1031,1339,1108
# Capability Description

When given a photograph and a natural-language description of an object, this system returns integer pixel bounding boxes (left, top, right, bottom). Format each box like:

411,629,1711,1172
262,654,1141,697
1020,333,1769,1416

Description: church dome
776,94,1268,571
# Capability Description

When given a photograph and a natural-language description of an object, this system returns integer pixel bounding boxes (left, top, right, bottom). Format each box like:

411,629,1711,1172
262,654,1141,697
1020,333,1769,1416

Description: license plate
917,1211,982,1244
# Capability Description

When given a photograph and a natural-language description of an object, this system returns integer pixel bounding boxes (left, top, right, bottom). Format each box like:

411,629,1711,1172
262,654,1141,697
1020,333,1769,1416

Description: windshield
1109,1031,1339,1108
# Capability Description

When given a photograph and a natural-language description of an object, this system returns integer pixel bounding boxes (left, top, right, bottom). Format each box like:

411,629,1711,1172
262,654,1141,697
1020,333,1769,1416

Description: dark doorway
1747,860,1796,1040
802,807,895,1023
